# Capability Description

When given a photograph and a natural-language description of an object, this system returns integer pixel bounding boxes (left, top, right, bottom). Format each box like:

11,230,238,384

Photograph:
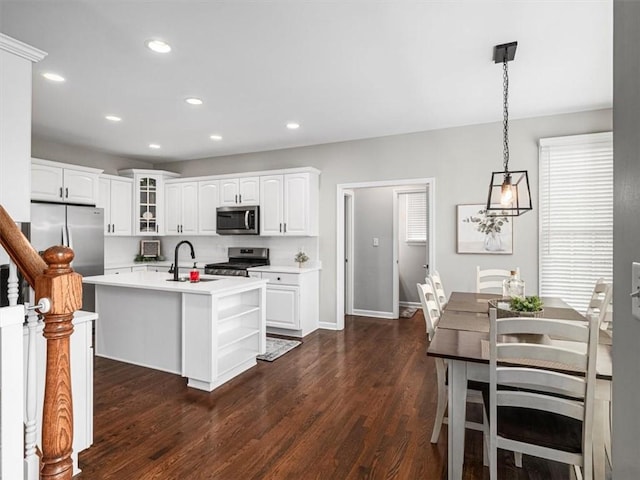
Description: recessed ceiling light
286,122,300,130
42,72,65,82
149,143,161,149
146,40,171,53
105,115,122,122
210,134,223,141
185,97,203,105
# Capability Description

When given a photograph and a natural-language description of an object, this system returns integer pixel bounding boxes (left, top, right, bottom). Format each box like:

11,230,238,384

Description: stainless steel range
204,247,269,277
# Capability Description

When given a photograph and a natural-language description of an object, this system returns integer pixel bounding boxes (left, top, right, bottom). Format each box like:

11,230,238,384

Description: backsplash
105,235,320,268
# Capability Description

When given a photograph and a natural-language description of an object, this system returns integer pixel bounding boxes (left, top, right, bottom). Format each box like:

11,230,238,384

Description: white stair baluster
24,304,39,480
7,260,18,306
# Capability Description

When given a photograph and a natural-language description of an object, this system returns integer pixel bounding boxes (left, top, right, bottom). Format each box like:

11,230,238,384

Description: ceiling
0,1,612,164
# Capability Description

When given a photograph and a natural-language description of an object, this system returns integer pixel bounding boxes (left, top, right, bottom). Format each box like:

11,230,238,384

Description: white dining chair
476,266,520,294
416,282,441,340
428,270,447,311
484,309,599,480
417,282,485,444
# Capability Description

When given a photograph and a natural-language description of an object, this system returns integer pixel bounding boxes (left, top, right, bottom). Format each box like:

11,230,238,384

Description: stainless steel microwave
216,206,260,235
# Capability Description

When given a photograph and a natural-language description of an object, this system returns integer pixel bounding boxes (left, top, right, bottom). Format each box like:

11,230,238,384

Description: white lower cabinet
249,268,319,337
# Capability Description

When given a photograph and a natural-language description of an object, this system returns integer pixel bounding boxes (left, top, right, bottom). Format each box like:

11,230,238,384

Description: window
406,190,427,243
539,132,613,312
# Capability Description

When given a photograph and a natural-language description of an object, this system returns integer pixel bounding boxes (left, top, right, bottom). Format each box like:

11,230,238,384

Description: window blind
539,132,613,312
406,190,427,243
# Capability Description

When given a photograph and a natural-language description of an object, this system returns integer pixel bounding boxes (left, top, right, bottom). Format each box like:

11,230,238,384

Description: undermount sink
166,278,218,283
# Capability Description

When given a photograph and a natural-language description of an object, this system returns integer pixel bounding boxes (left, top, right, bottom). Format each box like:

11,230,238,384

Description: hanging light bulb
500,174,513,206
486,42,532,216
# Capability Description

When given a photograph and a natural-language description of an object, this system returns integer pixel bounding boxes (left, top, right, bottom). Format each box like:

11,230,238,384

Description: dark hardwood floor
77,312,572,479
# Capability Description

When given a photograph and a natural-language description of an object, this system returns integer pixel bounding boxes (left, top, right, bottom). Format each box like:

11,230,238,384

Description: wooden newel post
35,246,83,480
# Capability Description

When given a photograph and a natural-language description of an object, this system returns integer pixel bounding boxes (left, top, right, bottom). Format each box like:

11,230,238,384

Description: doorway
336,178,435,329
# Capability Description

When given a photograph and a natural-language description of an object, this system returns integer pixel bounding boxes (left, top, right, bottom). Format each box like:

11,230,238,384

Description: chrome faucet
174,240,196,281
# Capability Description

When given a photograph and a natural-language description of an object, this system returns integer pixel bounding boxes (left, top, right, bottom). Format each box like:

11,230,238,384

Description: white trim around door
336,177,436,329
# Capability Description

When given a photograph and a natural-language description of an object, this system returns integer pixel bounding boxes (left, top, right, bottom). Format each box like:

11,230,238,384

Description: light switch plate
373,237,379,247
633,262,640,320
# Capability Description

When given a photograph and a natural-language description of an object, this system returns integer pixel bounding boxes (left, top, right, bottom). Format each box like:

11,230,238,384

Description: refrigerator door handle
67,226,74,251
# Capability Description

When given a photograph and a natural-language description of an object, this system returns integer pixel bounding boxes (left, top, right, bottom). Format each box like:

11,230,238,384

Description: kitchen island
83,271,268,392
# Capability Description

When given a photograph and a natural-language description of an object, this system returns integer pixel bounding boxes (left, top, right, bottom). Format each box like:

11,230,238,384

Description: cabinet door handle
112,224,115,233
235,194,238,203
284,223,287,233
59,187,64,198
239,194,242,203
107,224,111,233
156,225,159,233
279,223,282,233
65,187,69,198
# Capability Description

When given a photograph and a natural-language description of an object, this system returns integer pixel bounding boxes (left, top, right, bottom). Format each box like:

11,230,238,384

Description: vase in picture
483,231,503,252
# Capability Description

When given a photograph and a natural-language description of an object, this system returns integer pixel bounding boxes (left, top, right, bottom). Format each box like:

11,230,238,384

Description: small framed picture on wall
456,204,513,254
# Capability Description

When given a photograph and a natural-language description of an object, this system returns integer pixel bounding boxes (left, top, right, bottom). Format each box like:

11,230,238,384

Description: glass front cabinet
118,169,180,236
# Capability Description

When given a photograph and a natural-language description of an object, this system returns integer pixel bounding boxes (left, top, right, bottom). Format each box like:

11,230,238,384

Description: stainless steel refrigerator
24,203,104,312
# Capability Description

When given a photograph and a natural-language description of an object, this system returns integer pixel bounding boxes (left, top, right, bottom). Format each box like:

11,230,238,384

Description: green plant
509,295,543,312
294,251,309,263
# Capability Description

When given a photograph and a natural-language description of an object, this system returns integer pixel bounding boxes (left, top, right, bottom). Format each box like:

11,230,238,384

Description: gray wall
163,109,612,327
613,2,640,476
398,192,426,304
32,134,152,173
353,186,395,313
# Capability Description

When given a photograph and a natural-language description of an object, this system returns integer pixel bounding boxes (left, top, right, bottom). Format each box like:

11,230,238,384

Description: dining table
426,291,612,480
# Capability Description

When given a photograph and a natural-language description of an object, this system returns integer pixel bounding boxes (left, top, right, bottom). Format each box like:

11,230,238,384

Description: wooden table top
428,291,612,380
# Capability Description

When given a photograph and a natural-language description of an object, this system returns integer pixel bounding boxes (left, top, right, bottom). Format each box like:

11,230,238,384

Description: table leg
448,360,467,480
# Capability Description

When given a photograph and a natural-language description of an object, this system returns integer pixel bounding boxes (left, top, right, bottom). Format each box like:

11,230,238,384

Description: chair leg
482,408,489,467
514,451,522,468
431,358,448,443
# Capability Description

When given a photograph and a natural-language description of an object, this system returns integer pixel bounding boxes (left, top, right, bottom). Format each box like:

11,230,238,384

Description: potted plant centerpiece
489,295,544,318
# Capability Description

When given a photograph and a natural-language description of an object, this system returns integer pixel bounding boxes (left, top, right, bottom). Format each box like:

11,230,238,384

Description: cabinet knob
277,277,281,281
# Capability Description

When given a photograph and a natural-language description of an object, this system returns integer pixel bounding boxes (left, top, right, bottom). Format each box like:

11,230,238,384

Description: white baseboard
352,309,396,319
319,321,341,330
399,301,421,308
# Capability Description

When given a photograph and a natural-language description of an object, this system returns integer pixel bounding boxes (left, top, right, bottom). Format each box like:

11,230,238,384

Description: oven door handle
244,210,250,230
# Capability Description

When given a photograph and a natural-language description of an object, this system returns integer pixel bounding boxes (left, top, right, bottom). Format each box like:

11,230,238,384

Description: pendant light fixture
486,41,532,216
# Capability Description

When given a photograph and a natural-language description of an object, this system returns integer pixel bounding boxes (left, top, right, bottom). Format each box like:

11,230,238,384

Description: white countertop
247,265,321,274
83,271,267,295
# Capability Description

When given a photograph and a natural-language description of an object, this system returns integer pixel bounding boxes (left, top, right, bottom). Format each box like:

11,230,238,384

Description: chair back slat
497,390,585,421
497,317,590,343
477,266,519,294
497,343,588,371
497,368,587,398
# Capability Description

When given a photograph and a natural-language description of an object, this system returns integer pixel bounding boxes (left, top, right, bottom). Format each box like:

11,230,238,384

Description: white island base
84,272,267,392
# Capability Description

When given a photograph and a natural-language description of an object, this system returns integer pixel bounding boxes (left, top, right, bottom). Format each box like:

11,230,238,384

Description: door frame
336,177,436,329
344,189,355,315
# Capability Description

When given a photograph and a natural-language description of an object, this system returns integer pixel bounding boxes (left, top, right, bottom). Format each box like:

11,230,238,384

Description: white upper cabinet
219,176,260,206
260,171,319,236
31,158,102,205
98,175,132,236
118,169,180,236
165,180,198,235
198,179,219,235
0,35,45,223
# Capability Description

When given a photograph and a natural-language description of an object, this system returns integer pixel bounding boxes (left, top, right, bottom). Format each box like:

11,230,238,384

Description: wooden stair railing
0,205,81,480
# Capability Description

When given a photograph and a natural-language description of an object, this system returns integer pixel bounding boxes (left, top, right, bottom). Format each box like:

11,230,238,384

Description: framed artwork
456,204,513,254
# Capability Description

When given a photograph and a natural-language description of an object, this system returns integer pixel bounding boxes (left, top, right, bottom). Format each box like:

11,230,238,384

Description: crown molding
0,33,47,62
